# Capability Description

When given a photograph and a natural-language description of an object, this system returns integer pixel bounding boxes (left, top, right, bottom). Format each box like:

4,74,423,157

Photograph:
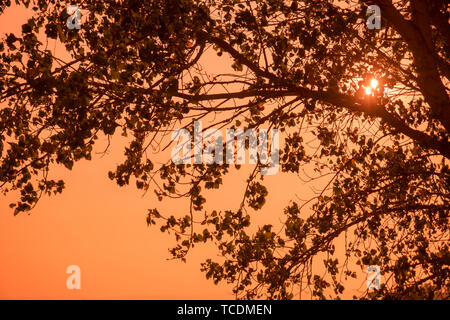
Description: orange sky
0,4,371,300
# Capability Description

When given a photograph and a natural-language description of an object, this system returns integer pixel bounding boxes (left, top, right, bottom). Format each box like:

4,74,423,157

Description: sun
363,78,379,95
370,79,379,89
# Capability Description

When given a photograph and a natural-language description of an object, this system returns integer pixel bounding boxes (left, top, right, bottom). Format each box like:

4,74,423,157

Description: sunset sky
0,6,308,299
0,4,233,299
0,1,416,300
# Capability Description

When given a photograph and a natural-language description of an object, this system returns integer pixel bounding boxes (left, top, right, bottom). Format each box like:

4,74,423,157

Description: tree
0,0,448,299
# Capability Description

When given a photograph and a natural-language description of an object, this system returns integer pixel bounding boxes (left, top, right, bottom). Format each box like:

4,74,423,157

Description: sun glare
370,79,379,89
365,87,372,95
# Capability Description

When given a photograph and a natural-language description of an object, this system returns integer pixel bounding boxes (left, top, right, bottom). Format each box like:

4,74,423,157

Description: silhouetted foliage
0,0,449,299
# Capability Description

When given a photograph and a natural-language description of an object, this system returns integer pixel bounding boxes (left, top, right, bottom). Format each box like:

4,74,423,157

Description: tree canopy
0,0,449,299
